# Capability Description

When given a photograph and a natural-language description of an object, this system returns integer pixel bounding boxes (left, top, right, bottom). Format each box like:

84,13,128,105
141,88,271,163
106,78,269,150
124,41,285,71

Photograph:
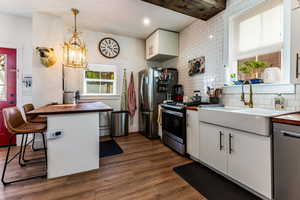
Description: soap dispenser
274,94,285,110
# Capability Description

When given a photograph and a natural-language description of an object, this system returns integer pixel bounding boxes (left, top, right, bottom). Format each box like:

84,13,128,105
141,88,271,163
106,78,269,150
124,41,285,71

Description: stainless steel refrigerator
138,67,178,138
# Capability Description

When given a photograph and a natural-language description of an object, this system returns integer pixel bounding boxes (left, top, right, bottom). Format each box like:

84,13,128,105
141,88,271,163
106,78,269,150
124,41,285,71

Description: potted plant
238,63,253,82
238,61,268,84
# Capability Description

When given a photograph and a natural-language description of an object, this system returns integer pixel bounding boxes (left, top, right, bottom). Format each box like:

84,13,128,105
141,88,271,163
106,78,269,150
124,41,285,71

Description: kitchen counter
186,104,224,111
186,106,198,111
31,102,112,179
28,102,113,115
272,113,300,126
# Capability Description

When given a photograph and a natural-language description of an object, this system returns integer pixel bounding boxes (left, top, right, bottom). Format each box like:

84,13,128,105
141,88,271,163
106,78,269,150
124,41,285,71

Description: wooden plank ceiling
141,0,226,21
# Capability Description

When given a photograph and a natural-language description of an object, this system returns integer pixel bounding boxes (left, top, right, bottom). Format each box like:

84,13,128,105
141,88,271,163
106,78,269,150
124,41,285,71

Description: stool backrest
3,107,26,134
23,104,36,121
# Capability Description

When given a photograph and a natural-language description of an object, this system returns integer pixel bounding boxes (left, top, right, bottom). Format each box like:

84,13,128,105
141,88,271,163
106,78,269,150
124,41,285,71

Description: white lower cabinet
198,122,227,174
198,122,272,199
227,129,272,198
186,110,200,159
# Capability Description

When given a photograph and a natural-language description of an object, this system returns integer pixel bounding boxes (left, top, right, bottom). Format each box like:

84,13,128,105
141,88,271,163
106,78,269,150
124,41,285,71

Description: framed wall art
188,56,205,76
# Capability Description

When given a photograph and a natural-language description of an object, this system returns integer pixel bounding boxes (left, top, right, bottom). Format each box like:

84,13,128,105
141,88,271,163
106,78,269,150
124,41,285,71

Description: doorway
0,48,17,147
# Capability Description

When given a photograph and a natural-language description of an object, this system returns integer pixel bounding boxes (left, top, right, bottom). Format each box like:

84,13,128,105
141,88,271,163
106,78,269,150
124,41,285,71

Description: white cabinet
227,129,272,198
291,7,300,83
186,110,200,159
146,29,178,61
198,122,272,199
198,122,227,174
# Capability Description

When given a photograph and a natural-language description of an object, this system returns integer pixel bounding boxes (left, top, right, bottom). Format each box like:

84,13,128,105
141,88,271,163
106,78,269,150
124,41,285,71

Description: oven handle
162,109,183,117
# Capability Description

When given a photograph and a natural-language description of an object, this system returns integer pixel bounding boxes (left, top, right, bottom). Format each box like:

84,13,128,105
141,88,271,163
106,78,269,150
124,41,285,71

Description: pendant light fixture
63,8,87,68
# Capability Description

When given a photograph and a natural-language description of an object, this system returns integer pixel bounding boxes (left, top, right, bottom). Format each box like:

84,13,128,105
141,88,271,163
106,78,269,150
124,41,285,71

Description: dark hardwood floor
0,133,205,200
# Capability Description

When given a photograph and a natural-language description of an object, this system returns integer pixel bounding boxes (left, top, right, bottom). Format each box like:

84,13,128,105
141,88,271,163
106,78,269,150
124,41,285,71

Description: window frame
224,0,290,86
0,54,7,101
83,64,117,96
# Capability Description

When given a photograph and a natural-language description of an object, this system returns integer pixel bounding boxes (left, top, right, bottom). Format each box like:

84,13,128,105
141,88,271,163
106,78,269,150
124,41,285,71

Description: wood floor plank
0,133,204,200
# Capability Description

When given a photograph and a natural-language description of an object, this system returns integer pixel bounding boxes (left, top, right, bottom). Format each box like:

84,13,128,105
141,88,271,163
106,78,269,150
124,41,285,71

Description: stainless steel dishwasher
274,123,300,200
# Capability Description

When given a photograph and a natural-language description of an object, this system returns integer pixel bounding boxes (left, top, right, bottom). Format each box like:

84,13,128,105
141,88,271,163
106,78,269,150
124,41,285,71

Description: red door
0,48,17,146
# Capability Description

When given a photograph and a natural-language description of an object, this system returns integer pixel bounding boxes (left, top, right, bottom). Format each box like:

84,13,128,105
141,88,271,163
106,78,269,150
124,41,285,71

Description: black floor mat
173,162,262,200
100,140,123,158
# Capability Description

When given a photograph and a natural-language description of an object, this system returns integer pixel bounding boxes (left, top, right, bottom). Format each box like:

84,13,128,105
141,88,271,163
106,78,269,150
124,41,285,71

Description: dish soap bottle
274,94,285,110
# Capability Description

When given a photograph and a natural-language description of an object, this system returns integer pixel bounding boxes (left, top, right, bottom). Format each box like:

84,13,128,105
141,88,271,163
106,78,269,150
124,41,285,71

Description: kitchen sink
198,107,295,136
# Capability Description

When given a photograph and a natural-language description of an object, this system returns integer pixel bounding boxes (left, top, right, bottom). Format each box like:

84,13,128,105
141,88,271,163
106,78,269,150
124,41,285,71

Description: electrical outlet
47,130,63,140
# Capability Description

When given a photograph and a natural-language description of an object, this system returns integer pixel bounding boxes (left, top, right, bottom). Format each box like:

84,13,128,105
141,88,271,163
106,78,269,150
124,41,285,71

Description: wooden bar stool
23,104,47,124
1,107,47,185
23,104,47,152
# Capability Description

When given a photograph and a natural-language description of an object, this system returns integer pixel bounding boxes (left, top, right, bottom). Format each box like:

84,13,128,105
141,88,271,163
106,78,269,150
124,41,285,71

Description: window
239,5,283,53
227,0,284,85
0,54,6,100
83,65,117,95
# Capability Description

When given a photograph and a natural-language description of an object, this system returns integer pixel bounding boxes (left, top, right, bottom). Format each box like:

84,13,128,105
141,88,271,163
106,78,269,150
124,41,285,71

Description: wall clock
98,37,120,58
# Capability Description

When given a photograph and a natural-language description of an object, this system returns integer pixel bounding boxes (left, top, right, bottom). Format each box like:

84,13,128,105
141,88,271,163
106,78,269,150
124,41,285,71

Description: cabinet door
227,129,272,199
291,8,300,83
146,32,158,60
157,30,179,57
186,110,200,159
199,122,227,174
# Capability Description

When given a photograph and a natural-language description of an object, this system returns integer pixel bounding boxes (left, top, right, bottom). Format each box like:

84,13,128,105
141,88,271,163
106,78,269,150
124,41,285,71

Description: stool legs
31,134,40,151
21,133,46,165
1,134,47,185
42,133,47,164
18,135,26,167
1,136,13,185
22,134,29,162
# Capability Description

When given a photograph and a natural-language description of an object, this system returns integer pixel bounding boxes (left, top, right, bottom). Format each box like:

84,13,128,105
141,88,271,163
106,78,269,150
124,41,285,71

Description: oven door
162,109,185,143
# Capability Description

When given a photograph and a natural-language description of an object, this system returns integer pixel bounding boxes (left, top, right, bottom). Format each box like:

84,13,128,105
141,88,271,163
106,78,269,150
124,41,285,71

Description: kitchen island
28,102,113,179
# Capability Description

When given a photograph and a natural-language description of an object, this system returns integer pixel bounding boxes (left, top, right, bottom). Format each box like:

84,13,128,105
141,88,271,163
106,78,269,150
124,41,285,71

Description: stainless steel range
161,103,186,155
161,102,224,155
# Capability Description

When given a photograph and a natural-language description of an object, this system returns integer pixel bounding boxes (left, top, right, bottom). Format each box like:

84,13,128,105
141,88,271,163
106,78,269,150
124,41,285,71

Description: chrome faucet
241,83,253,108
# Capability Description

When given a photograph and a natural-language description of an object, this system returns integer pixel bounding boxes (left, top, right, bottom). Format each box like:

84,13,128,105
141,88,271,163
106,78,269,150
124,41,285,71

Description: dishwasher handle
281,130,300,139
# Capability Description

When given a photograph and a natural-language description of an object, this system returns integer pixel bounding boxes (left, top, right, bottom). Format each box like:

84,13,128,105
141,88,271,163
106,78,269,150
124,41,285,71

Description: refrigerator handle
140,73,144,106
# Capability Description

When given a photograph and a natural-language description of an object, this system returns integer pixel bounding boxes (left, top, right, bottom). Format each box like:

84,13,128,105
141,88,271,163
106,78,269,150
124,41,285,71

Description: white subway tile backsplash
160,0,300,111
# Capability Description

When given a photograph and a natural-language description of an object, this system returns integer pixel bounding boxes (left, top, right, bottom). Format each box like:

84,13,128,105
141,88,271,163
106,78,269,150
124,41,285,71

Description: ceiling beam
141,0,226,21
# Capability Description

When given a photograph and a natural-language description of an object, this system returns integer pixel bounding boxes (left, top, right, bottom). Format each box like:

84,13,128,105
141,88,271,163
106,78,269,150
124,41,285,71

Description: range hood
141,0,226,21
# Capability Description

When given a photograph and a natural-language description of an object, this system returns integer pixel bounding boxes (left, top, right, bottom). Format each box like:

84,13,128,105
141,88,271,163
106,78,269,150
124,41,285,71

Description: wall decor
22,75,32,96
188,56,205,76
36,47,57,67
99,37,120,59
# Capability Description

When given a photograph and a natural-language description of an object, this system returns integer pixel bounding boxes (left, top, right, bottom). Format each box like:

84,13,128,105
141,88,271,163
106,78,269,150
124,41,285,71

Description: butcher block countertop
186,106,198,111
28,102,113,115
272,113,300,126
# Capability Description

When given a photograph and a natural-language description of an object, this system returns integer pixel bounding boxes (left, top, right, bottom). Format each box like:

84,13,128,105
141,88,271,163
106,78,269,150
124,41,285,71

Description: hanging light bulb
63,8,88,68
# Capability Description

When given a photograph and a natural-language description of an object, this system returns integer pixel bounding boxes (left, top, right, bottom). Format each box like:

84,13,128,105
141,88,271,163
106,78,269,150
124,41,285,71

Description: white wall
160,13,225,102
64,29,146,132
32,13,64,106
0,11,145,135
0,13,32,107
